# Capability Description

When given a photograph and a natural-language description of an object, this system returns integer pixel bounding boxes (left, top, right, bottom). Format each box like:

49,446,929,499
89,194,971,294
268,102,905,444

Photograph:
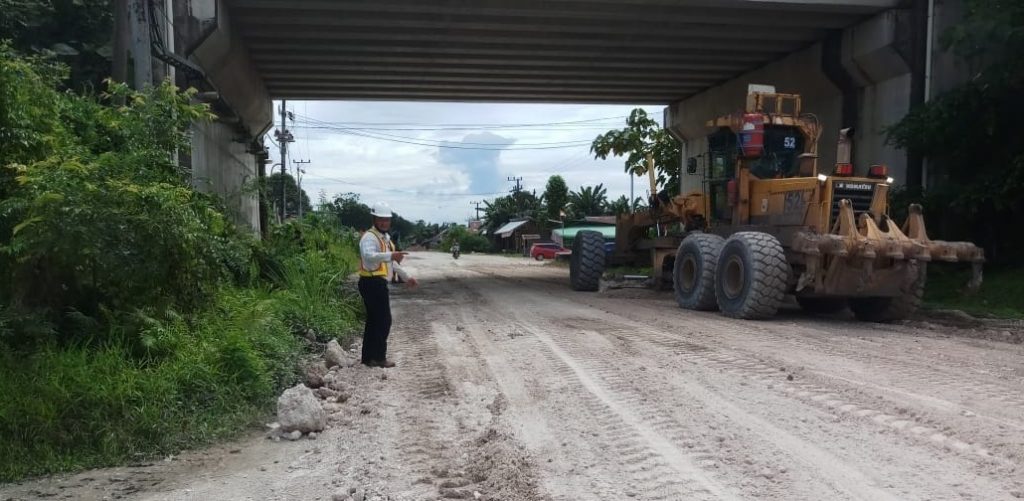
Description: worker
358,202,418,368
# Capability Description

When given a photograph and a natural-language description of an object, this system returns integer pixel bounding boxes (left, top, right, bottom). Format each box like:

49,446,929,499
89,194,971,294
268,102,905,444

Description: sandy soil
3,251,1023,500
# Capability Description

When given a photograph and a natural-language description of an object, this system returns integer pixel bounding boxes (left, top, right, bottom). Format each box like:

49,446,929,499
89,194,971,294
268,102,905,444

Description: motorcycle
452,247,460,259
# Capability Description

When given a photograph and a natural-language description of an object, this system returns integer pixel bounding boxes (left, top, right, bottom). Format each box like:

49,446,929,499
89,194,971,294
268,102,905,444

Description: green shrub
0,45,365,482
441,225,492,253
0,287,303,482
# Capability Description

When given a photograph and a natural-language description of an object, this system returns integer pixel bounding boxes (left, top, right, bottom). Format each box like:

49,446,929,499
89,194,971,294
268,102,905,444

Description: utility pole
112,0,130,87
469,201,483,220
274,101,294,222
507,176,523,194
293,159,311,219
128,0,153,89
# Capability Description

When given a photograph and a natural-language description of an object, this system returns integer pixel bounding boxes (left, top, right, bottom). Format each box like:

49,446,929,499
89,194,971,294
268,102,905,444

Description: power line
301,127,594,151
302,174,510,197
290,113,628,130
292,125,594,147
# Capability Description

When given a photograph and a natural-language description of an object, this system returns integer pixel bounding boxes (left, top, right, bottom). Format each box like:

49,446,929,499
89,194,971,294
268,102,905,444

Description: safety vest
358,228,393,278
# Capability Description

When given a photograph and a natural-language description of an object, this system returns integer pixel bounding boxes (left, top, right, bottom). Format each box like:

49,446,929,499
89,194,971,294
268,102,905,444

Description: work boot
377,359,396,368
362,360,379,367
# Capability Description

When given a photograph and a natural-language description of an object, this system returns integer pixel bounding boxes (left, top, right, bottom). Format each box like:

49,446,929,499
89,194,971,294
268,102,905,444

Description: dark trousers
358,276,392,363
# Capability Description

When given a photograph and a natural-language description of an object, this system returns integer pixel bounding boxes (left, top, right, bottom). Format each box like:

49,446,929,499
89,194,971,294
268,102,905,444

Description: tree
567,184,608,219
543,175,569,220
482,190,543,235
267,172,311,220
884,0,1024,262
0,0,116,90
591,109,682,199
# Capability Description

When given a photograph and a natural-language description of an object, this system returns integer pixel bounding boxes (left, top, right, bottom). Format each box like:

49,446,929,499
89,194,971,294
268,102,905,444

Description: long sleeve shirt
359,229,410,281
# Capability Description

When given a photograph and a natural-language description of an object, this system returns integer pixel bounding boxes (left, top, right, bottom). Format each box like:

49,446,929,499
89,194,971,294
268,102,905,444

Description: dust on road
4,252,1023,500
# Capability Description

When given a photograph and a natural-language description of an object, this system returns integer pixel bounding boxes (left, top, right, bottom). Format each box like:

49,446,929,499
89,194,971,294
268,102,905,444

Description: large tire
850,262,926,322
673,233,725,310
569,230,605,291
715,232,789,319
796,297,848,314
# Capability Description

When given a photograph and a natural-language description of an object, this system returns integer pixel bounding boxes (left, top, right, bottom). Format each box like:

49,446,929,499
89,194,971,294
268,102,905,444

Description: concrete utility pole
274,101,295,222
469,201,483,220
128,0,153,89
507,176,523,194
293,159,311,219
112,0,130,87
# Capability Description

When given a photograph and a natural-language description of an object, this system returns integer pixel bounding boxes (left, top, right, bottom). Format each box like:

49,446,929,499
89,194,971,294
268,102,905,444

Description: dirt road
4,252,1023,500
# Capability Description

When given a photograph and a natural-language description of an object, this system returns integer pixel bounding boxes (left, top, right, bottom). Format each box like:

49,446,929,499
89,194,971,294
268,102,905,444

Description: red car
530,242,567,261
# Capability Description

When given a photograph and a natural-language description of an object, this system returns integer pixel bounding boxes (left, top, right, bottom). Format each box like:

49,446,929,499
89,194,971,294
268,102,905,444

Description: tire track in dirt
561,314,1018,468
471,267,1023,453
523,321,903,501
446,276,735,500
585,294,1024,420
459,273,901,500
459,266,1022,499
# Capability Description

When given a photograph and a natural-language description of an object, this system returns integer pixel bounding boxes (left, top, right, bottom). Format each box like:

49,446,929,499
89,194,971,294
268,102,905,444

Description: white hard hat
370,202,393,218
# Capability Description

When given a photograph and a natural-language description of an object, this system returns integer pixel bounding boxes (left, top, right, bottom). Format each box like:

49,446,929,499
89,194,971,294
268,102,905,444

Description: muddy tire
796,297,848,314
673,233,725,310
850,262,927,322
715,232,789,319
569,230,605,292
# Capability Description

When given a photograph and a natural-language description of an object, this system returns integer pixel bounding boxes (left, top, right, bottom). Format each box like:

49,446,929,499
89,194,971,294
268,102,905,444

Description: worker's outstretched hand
406,277,419,289
392,251,408,264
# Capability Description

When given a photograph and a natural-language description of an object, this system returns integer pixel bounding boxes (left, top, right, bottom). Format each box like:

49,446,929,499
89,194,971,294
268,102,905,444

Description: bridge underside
225,0,896,103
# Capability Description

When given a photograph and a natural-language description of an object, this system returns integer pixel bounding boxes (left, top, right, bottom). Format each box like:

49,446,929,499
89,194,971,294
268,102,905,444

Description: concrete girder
220,0,897,103
230,0,893,19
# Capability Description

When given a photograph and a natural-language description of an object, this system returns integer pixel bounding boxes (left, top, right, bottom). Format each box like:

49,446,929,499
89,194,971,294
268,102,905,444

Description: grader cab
569,87,984,322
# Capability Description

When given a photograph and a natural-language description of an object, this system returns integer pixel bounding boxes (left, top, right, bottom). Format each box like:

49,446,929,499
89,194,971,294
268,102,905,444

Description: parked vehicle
530,242,567,261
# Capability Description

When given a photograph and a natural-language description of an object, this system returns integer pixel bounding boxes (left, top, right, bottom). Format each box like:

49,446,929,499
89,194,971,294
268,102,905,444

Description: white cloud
268,100,664,224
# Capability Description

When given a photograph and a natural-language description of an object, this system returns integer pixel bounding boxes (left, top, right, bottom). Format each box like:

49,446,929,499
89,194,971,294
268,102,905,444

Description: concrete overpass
222,0,898,104
159,0,962,232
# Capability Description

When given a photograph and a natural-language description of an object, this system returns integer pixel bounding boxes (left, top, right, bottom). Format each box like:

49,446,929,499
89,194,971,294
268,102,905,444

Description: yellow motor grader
569,89,984,321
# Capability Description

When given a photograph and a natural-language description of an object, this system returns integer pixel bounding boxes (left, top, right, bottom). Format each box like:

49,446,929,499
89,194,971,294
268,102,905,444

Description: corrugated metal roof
552,226,616,246
496,220,530,237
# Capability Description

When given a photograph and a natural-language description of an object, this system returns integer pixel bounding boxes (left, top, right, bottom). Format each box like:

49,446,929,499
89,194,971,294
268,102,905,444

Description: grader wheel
673,233,725,310
569,230,605,292
715,232,789,319
850,263,927,322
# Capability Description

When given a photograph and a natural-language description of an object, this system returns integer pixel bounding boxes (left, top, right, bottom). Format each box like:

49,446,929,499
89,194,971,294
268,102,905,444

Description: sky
266,100,664,224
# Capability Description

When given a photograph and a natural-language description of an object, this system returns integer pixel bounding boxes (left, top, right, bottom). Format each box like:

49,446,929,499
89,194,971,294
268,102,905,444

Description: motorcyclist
451,241,461,259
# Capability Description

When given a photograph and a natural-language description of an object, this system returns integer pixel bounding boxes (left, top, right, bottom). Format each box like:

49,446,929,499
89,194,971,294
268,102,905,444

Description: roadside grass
924,265,1024,319
0,236,363,482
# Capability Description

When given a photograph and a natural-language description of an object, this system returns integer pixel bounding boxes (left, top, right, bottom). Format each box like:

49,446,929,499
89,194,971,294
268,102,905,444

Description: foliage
481,190,544,236
267,172,312,220
591,109,682,198
261,218,362,342
0,47,363,481
0,286,302,482
441,225,492,253
0,51,245,342
924,266,1024,319
1,0,116,90
543,175,569,220
318,192,419,248
567,183,609,219
884,0,1024,263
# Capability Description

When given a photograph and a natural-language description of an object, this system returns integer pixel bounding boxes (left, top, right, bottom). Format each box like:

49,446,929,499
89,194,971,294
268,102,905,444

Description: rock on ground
277,384,326,433
303,360,329,389
325,339,350,369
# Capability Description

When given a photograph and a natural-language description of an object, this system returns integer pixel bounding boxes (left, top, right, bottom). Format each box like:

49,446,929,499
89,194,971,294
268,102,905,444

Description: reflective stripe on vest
358,228,392,278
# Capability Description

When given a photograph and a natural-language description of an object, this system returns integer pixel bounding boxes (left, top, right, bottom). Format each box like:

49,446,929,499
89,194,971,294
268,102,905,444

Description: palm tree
567,183,608,219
